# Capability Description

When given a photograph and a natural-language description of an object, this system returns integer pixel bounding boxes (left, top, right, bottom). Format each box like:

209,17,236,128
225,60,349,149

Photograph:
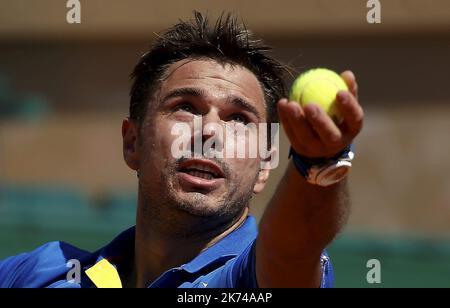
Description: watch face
317,165,350,186
330,166,349,182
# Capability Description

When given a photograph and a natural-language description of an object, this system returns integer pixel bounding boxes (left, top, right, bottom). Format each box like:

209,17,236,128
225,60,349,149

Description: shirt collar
181,215,258,273
88,215,257,278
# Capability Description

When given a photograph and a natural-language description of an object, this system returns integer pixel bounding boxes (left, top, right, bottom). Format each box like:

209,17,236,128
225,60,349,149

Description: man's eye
230,114,248,124
175,103,194,113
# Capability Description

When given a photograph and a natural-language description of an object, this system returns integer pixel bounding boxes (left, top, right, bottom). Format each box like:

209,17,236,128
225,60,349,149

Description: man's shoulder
0,241,91,288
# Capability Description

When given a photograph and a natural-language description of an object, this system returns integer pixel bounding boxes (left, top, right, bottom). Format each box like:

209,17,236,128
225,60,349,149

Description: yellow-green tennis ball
289,68,348,122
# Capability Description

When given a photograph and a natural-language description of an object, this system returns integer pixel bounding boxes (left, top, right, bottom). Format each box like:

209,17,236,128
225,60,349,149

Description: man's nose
191,111,225,156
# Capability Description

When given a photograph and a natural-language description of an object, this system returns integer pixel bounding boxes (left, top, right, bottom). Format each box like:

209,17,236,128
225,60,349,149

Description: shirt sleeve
206,240,334,288
0,242,80,288
0,253,30,288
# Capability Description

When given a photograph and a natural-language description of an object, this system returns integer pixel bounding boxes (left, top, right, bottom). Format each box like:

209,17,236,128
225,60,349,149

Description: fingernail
279,98,288,106
347,70,355,80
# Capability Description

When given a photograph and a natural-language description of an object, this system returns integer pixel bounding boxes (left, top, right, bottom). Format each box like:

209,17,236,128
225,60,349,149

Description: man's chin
173,191,225,217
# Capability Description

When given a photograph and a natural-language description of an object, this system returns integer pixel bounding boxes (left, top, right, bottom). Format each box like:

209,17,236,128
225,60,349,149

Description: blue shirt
0,216,333,288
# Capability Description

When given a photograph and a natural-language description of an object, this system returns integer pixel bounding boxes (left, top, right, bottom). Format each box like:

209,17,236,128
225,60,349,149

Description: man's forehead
159,59,266,112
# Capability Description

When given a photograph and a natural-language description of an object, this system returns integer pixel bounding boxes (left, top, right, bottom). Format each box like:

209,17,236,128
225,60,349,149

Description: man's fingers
303,103,342,145
277,70,363,159
278,99,320,154
341,70,358,99
336,91,364,137
277,99,297,143
284,101,318,144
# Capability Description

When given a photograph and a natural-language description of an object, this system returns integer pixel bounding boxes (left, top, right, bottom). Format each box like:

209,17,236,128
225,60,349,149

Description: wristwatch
289,145,355,187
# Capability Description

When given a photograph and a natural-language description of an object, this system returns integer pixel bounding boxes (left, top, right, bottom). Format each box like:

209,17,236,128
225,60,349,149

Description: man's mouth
180,164,221,180
177,159,225,191
178,159,224,179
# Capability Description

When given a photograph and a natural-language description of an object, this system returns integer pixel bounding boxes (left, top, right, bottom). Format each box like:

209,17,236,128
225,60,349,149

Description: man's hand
277,71,363,158
256,71,364,288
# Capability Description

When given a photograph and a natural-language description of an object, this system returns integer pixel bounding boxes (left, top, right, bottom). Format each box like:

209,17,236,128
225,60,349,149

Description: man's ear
253,147,278,194
122,118,140,171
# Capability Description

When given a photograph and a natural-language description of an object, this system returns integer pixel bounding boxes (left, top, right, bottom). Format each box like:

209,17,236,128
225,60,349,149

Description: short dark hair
129,11,287,124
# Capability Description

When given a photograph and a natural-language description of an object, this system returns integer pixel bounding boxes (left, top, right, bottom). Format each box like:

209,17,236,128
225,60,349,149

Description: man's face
131,59,269,219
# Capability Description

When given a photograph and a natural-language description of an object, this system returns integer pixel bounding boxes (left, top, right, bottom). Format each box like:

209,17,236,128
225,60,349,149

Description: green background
1,185,450,288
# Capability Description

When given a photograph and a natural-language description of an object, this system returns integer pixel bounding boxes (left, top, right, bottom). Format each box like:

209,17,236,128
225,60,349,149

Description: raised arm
256,71,364,287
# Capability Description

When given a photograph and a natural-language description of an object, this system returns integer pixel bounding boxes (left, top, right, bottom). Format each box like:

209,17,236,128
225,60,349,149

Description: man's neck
132,207,249,288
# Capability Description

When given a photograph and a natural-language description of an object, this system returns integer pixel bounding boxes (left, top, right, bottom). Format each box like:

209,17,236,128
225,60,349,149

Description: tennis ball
289,68,348,123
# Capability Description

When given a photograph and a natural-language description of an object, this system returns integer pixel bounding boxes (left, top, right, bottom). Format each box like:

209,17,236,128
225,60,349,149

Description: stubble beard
138,160,258,238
